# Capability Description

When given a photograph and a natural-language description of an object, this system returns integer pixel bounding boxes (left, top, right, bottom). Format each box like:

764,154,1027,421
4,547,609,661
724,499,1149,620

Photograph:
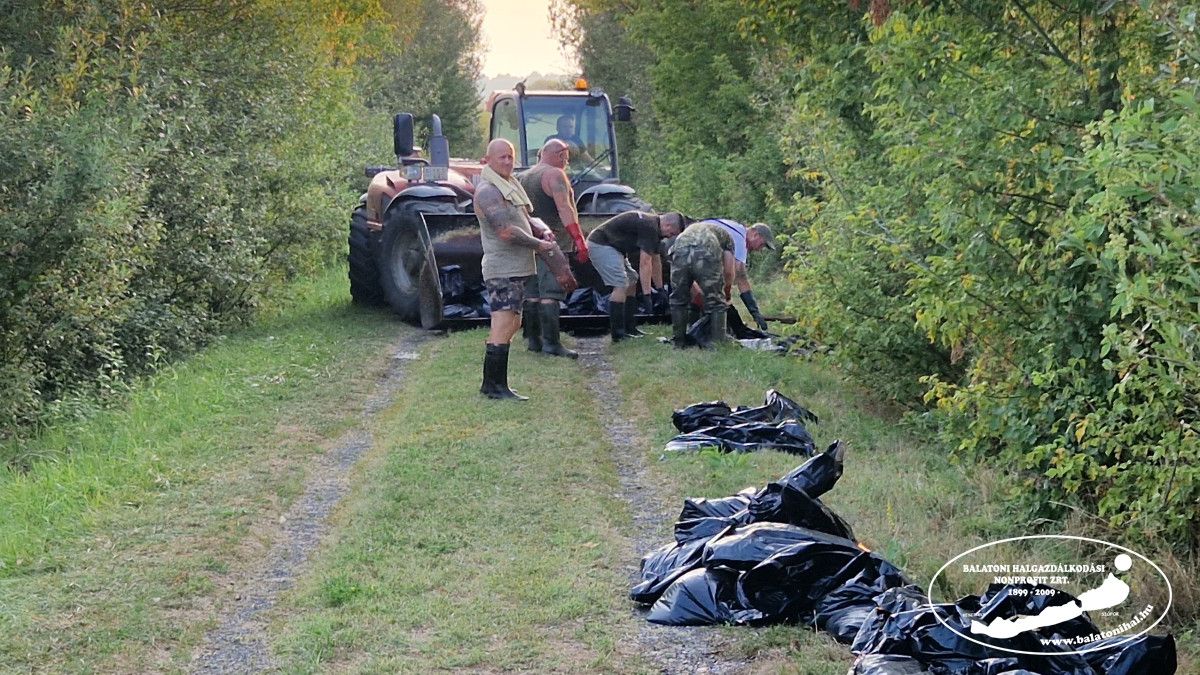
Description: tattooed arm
476,185,553,251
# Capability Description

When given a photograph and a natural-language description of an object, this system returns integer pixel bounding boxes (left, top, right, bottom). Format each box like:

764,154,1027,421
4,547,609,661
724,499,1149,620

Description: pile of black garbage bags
633,393,1177,675
665,389,819,455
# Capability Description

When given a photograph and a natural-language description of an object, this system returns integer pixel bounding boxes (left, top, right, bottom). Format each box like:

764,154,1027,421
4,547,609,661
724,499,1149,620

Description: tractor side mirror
614,96,635,122
394,113,415,158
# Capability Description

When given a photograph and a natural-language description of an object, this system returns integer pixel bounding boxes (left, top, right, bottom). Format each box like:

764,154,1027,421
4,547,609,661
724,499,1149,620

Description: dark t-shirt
587,211,661,256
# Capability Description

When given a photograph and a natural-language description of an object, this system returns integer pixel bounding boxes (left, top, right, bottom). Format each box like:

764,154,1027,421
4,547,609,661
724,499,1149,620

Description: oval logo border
927,534,1173,657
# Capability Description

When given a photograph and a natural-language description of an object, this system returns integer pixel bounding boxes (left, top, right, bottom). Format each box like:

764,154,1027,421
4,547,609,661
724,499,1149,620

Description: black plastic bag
729,389,819,427
702,522,857,572
738,542,905,622
438,264,467,302
442,303,478,319
564,287,598,316
813,554,912,643
664,420,817,456
746,480,855,540
646,567,765,626
1084,633,1176,675
850,654,930,674
630,529,729,605
678,488,756,521
672,401,735,432
777,440,845,499
674,515,748,544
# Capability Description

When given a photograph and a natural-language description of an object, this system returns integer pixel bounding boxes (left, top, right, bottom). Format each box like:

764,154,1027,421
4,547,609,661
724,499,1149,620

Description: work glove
639,293,654,316
740,290,769,331
565,222,589,264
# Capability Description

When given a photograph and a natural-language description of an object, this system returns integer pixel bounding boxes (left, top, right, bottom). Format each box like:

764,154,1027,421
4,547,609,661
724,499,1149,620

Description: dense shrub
564,0,1199,546
0,1,482,439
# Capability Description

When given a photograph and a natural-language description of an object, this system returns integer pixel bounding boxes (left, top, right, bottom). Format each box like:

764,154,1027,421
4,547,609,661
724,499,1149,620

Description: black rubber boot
539,302,578,359
481,344,528,400
624,298,645,338
671,307,690,349
710,307,728,346
609,301,627,342
522,300,542,352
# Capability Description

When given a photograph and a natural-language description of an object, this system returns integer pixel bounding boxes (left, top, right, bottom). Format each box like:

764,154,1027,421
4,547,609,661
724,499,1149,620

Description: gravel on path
576,336,750,675
190,331,429,674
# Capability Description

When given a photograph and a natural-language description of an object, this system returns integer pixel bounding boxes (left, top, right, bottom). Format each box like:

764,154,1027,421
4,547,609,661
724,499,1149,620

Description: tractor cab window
523,96,613,182
492,98,520,152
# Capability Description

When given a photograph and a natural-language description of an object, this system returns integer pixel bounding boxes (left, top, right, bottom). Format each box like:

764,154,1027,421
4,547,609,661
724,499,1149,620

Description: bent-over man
586,210,683,341
695,219,777,331
475,138,560,400
517,139,589,359
668,220,736,348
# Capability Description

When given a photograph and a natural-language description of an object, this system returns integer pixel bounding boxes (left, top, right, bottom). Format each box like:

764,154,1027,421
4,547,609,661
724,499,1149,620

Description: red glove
565,222,589,264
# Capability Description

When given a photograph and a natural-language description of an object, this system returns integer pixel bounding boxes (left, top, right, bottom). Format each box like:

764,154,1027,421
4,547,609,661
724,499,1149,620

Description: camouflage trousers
669,241,726,312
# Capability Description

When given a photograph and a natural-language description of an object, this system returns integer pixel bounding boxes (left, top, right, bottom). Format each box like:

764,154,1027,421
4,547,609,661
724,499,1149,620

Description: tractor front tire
377,198,459,323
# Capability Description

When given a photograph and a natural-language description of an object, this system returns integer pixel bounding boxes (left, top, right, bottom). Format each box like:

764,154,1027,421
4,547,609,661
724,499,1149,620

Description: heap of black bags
633,393,1177,674
665,389,820,456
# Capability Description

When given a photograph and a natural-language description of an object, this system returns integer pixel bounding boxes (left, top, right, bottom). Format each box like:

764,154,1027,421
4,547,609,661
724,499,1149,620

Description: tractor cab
486,79,635,195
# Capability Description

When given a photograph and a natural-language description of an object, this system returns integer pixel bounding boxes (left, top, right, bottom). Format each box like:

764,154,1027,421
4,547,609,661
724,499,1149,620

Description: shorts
589,242,638,289
485,276,529,312
522,257,566,301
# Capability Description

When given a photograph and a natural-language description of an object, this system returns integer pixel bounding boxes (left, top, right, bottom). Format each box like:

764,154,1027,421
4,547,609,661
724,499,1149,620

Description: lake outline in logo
928,534,1172,657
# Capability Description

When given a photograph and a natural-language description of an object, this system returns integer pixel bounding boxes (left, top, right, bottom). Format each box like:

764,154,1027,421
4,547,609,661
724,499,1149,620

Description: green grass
269,330,648,672
1,267,1195,674
0,266,402,672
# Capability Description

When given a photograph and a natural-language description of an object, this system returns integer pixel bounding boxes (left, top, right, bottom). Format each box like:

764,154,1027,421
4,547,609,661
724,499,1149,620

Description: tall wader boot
539,302,578,359
609,301,627,342
522,300,542,352
671,306,690,349
480,343,528,401
709,307,728,346
624,298,645,338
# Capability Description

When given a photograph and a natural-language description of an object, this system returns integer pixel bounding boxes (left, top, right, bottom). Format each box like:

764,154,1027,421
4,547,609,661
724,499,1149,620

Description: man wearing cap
698,219,777,332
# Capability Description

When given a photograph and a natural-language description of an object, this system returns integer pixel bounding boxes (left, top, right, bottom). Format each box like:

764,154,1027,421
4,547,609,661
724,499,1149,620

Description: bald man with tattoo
475,138,562,400
517,139,589,359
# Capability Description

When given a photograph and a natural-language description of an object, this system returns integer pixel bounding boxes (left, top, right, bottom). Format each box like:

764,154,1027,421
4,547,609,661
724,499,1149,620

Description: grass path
2,267,1195,674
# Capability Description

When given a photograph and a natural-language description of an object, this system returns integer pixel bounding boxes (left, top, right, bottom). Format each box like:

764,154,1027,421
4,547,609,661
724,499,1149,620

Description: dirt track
577,336,749,674
191,331,747,674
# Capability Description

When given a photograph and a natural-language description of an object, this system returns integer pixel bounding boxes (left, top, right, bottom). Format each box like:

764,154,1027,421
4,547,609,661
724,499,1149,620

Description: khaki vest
478,193,536,280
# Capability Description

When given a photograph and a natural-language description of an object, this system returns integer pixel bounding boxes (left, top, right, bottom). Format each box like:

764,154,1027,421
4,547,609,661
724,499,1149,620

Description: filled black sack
646,567,765,626
813,554,912,643
672,401,735,432
729,389,819,426
747,480,855,540
665,420,817,456
630,529,729,605
675,514,751,545
442,303,479,319
702,522,857,572
438,264,467,302
777,440,845,499
678,488,756,521
1083,633,1176,675
737,541,905,622
564,287,598,316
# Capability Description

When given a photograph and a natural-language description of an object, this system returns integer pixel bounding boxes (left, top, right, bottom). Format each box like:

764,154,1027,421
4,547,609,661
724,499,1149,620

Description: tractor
347,80,653,328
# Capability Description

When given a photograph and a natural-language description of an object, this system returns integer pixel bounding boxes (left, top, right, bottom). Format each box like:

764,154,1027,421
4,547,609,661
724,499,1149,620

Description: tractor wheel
377,198,458,322
348,205,385,306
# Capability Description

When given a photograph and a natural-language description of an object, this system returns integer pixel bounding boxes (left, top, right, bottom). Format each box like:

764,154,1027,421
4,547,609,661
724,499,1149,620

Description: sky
479,0,577,77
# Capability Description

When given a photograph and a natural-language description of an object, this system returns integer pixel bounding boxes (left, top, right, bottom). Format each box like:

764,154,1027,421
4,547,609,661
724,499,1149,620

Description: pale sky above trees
480,0,576,76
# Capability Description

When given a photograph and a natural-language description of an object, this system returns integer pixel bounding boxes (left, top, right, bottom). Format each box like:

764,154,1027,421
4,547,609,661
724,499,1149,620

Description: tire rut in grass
576,337,749,674
190,330,430,674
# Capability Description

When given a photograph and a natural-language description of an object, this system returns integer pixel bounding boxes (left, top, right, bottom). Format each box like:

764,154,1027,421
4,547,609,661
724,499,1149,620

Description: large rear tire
378,198,459,322
348,205,385,306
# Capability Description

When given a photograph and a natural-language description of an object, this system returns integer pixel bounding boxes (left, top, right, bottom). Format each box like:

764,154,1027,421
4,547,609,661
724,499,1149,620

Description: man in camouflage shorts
668,221,736,349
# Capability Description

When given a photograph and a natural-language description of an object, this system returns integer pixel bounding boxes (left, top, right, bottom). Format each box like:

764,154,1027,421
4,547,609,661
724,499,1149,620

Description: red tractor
348,82,652,328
